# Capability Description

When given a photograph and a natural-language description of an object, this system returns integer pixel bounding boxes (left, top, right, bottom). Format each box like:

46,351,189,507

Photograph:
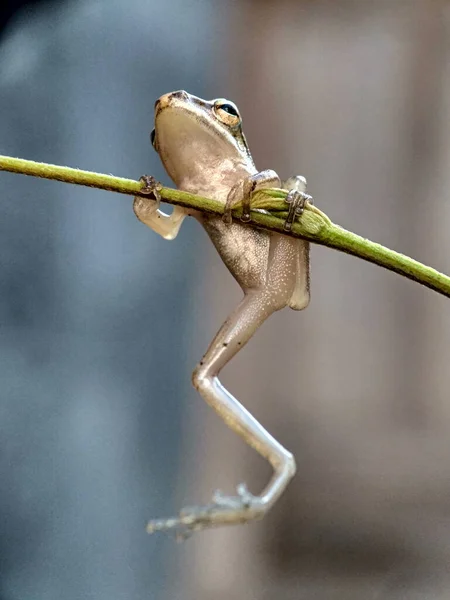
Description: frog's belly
202,216,270,291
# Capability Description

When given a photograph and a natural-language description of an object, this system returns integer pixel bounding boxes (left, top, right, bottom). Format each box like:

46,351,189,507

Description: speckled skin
134,91,310,537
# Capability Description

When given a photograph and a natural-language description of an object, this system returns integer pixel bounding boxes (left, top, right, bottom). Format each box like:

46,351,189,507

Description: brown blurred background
1,1,450,599
179,2,450,599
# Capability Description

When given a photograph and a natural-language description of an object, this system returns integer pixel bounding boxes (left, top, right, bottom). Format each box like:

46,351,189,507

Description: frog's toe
139,175,162,199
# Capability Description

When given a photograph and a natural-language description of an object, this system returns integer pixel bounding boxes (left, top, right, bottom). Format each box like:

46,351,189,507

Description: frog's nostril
172,90,189,101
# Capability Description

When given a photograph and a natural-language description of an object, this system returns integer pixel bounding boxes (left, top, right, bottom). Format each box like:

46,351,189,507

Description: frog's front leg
222,169,281,224
133,175,187,240
282,175,313,232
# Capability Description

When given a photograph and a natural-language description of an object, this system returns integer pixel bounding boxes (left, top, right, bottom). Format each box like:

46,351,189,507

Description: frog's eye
218,103,239,117
150,129,156,147
214,99,241,127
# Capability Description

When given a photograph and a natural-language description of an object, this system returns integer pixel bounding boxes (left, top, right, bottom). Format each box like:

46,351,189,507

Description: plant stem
1,154,449,298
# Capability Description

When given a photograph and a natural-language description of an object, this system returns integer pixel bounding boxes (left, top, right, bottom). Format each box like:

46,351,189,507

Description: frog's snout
155,90,189,112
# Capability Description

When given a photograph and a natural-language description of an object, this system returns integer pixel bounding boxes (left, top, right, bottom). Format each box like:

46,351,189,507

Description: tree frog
134,90,311,537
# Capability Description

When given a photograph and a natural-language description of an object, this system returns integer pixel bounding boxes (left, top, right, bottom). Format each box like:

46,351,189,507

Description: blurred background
1,1,450,599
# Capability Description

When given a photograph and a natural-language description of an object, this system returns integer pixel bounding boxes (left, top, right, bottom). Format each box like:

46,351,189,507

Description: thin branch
1,154,449,298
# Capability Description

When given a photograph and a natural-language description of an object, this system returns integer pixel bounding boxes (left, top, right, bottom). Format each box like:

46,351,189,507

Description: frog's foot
147,483,265,540
133,175,163,222
283,189,313,232
139,175,163,201
223,179,254,225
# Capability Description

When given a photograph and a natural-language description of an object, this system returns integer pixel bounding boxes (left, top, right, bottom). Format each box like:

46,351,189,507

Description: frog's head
151,90,254,187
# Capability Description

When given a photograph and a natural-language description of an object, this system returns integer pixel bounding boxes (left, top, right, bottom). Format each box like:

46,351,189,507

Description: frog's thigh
203,218,271,290
265,234,307,306
280,175,311,311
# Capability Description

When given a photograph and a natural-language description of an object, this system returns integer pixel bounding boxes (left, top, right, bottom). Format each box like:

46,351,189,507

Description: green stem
1,154,449,298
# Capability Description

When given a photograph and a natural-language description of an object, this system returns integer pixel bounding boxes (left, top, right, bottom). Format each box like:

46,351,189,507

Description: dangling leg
147,287,296,538
145,174,312,538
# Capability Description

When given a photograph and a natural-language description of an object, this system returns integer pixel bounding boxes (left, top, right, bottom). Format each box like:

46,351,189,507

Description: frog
133,90,312,538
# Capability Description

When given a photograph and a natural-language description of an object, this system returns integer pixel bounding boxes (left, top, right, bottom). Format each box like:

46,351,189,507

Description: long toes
147,510,204,538
139,174,156,192
147,493,267,538
212,489,242,508
212,488,225,504
147,512,197,534
236,483,255,506
138,175,162,201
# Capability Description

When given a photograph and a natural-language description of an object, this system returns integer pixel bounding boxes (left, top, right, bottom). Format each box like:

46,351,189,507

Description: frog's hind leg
147,279,296,538
283,176,311,311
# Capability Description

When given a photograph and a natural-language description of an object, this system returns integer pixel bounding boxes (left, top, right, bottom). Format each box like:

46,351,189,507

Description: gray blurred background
1,1,450,599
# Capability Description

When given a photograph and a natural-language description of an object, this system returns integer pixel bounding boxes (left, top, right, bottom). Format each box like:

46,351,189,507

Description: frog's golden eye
214,99,241,127
218,102,239,117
